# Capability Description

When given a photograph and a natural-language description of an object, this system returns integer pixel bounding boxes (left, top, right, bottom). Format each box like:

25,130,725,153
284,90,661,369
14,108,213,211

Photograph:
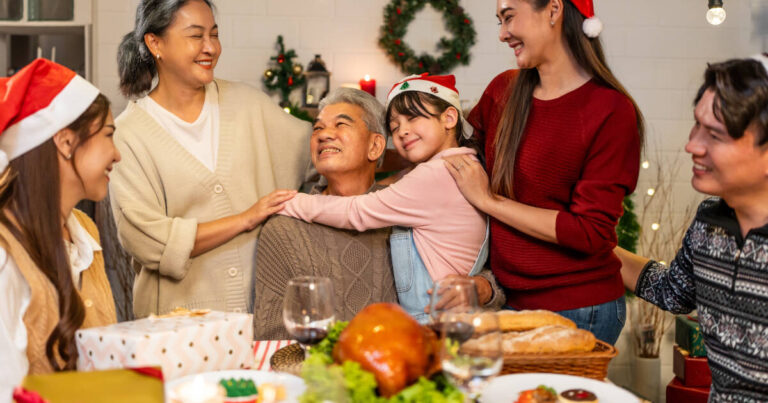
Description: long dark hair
695,58,768,145
0,94,111,371
117,0,215,98
491,0,645,198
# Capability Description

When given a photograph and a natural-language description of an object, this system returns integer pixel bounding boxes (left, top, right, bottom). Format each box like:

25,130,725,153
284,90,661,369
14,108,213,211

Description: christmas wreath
379,0,476,75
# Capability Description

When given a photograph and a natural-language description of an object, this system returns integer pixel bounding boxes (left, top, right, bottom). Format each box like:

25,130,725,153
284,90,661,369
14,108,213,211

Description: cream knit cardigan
109,79,312,318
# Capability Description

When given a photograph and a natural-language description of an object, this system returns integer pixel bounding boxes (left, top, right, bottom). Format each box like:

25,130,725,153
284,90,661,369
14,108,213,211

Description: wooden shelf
0,23,87,35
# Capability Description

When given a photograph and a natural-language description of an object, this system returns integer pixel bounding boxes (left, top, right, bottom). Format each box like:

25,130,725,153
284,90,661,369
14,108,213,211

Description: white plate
480,373,639,403
165,369,306,402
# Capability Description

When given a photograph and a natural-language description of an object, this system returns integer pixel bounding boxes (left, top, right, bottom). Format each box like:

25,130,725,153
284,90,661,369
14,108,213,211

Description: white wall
92,0,766,216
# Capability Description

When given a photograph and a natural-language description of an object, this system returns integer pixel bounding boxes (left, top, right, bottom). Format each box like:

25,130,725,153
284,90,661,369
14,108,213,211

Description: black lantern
303,54,330,108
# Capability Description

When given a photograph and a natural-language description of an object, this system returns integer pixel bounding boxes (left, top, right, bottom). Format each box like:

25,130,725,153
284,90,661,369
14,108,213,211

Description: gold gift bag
19,367,164,403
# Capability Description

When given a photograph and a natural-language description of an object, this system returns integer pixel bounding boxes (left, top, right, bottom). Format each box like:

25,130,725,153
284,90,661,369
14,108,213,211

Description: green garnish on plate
219,378,258,397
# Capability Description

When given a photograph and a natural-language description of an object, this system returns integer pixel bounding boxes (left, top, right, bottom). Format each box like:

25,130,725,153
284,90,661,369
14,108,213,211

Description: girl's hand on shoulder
443,154,495,212
242,189,297,231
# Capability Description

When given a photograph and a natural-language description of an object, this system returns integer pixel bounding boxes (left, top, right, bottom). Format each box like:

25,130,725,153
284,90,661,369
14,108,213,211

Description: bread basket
500,340,618,380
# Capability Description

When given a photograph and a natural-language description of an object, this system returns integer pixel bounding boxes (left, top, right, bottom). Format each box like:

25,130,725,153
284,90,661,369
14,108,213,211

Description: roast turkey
332,303,440,397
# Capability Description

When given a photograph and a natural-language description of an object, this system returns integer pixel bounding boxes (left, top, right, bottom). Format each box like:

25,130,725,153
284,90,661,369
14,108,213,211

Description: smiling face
685,89,768,201
71,111,121,202
497,0,557,69
151,0,220,89
311,103,384,178
388,103,458,164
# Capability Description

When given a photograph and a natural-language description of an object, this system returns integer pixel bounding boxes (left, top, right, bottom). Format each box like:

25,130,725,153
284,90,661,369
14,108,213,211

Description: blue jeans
504,295,626,345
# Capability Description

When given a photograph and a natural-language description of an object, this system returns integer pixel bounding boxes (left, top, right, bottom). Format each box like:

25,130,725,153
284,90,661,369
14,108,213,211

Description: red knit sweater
468,70,640,311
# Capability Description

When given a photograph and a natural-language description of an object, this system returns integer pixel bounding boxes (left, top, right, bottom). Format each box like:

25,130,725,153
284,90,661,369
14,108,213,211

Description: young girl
279,74,488,322
0,59,119,393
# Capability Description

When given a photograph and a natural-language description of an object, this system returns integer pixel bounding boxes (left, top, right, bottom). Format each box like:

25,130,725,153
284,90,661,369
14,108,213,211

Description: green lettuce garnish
299,321,463,403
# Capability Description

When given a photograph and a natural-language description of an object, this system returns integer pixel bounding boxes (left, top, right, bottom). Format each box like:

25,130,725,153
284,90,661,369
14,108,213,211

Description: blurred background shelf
0,0,91,79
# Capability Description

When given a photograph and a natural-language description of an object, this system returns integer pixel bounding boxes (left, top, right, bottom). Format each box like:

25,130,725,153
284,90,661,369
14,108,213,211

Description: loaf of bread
502,325,596,354
463,325,596,355
496,310,576,332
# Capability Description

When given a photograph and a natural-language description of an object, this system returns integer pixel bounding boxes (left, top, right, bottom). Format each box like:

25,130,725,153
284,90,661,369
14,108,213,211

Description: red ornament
418,62,424,68
396,8,401,15
398,52,405,57
394,39,401,45
277,54,285,64
464,18,470,24
456,53,462,60
288,76,293,86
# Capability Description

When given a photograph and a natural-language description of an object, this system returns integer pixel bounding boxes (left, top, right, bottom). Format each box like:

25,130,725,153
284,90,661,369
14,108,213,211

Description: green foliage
378,0,476,75
617,195,640,253
263,35,306,104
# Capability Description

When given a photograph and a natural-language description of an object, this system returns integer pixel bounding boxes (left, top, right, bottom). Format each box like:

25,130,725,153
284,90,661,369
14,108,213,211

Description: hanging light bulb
647,188,656,196
641,160,650,169
651,223,660,231
706,0,726,26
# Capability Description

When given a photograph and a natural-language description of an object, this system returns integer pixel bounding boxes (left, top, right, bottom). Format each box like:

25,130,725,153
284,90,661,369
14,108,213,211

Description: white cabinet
0,0,92,80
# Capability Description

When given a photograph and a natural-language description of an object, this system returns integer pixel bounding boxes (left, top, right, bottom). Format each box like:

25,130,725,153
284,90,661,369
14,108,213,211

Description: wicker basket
500,340,618,380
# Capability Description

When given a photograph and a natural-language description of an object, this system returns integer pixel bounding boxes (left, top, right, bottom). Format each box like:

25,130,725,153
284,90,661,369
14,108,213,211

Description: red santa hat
386,73,473,139
569,0,603,38
0,58,99,171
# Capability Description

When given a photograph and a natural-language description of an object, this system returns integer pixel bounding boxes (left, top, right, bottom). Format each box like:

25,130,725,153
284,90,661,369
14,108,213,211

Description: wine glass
439,310,503,402
282,276,335,357
427,277,479,334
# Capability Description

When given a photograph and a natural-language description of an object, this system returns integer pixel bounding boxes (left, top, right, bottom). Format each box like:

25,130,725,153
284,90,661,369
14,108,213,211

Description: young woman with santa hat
0,59,120,393
443,0,644,344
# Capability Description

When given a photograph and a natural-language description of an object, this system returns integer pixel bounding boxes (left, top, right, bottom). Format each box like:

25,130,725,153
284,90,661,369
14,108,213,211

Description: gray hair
319,88,386,139
117,0,216,98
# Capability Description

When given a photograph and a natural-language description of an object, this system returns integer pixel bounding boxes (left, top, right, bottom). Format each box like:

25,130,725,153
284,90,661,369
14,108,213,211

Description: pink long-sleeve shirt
279,147,486,281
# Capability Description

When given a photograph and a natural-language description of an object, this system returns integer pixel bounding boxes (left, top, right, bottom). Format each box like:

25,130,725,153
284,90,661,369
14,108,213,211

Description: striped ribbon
252,340,295,371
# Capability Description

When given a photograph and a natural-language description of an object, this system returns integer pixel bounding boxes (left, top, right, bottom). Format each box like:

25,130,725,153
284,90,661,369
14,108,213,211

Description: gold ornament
292,64,303,75
264,69,274,79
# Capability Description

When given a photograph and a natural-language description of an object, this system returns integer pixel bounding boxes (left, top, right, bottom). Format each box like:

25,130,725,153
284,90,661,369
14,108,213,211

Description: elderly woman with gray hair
110,0,313,318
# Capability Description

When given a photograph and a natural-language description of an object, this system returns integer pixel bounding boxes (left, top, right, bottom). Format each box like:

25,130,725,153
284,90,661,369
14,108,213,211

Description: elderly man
253,88,504,339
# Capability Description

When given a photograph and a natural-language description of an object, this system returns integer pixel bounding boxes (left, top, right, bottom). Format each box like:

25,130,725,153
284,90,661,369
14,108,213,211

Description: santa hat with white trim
568,0,603,38
0,58,99,172
386,73,473,139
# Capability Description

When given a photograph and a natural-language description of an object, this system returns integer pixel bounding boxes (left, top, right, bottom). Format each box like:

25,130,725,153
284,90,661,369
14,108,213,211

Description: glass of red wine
427,277,479,335
282,276,335,358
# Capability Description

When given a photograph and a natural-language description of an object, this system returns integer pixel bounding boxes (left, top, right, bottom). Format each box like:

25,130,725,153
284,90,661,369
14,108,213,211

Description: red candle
359,75,376,97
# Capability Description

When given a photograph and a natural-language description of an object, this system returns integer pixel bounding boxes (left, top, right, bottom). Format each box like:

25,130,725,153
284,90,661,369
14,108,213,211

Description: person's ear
549,0,563,26
144,33,162,60
52,129,77,160
441,107,459,131
368,133,386,162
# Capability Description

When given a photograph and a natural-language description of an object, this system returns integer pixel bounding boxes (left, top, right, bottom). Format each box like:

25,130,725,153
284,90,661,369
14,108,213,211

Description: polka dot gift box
75,310,253,380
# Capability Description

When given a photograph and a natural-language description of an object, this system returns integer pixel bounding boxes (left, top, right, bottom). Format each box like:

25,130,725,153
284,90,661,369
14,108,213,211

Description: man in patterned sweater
616,57,768,401
252,88,505,339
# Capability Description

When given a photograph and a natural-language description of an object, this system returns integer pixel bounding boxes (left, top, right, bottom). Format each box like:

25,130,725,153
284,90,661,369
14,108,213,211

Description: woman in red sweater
444,0,643,344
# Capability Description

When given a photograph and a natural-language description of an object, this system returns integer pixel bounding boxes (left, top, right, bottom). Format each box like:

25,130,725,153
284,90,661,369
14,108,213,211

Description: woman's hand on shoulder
443,154,497,212
241,189,297,231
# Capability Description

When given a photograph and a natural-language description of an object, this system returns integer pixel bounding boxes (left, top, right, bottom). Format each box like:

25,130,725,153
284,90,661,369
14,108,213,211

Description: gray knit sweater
252,185,506,339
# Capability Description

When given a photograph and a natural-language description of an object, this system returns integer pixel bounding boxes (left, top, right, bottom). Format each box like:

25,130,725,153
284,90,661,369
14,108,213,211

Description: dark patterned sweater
636,198,768,402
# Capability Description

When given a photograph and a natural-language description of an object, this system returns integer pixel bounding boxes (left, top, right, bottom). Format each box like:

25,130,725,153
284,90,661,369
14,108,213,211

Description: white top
136,82,220,172
0,213,102,403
